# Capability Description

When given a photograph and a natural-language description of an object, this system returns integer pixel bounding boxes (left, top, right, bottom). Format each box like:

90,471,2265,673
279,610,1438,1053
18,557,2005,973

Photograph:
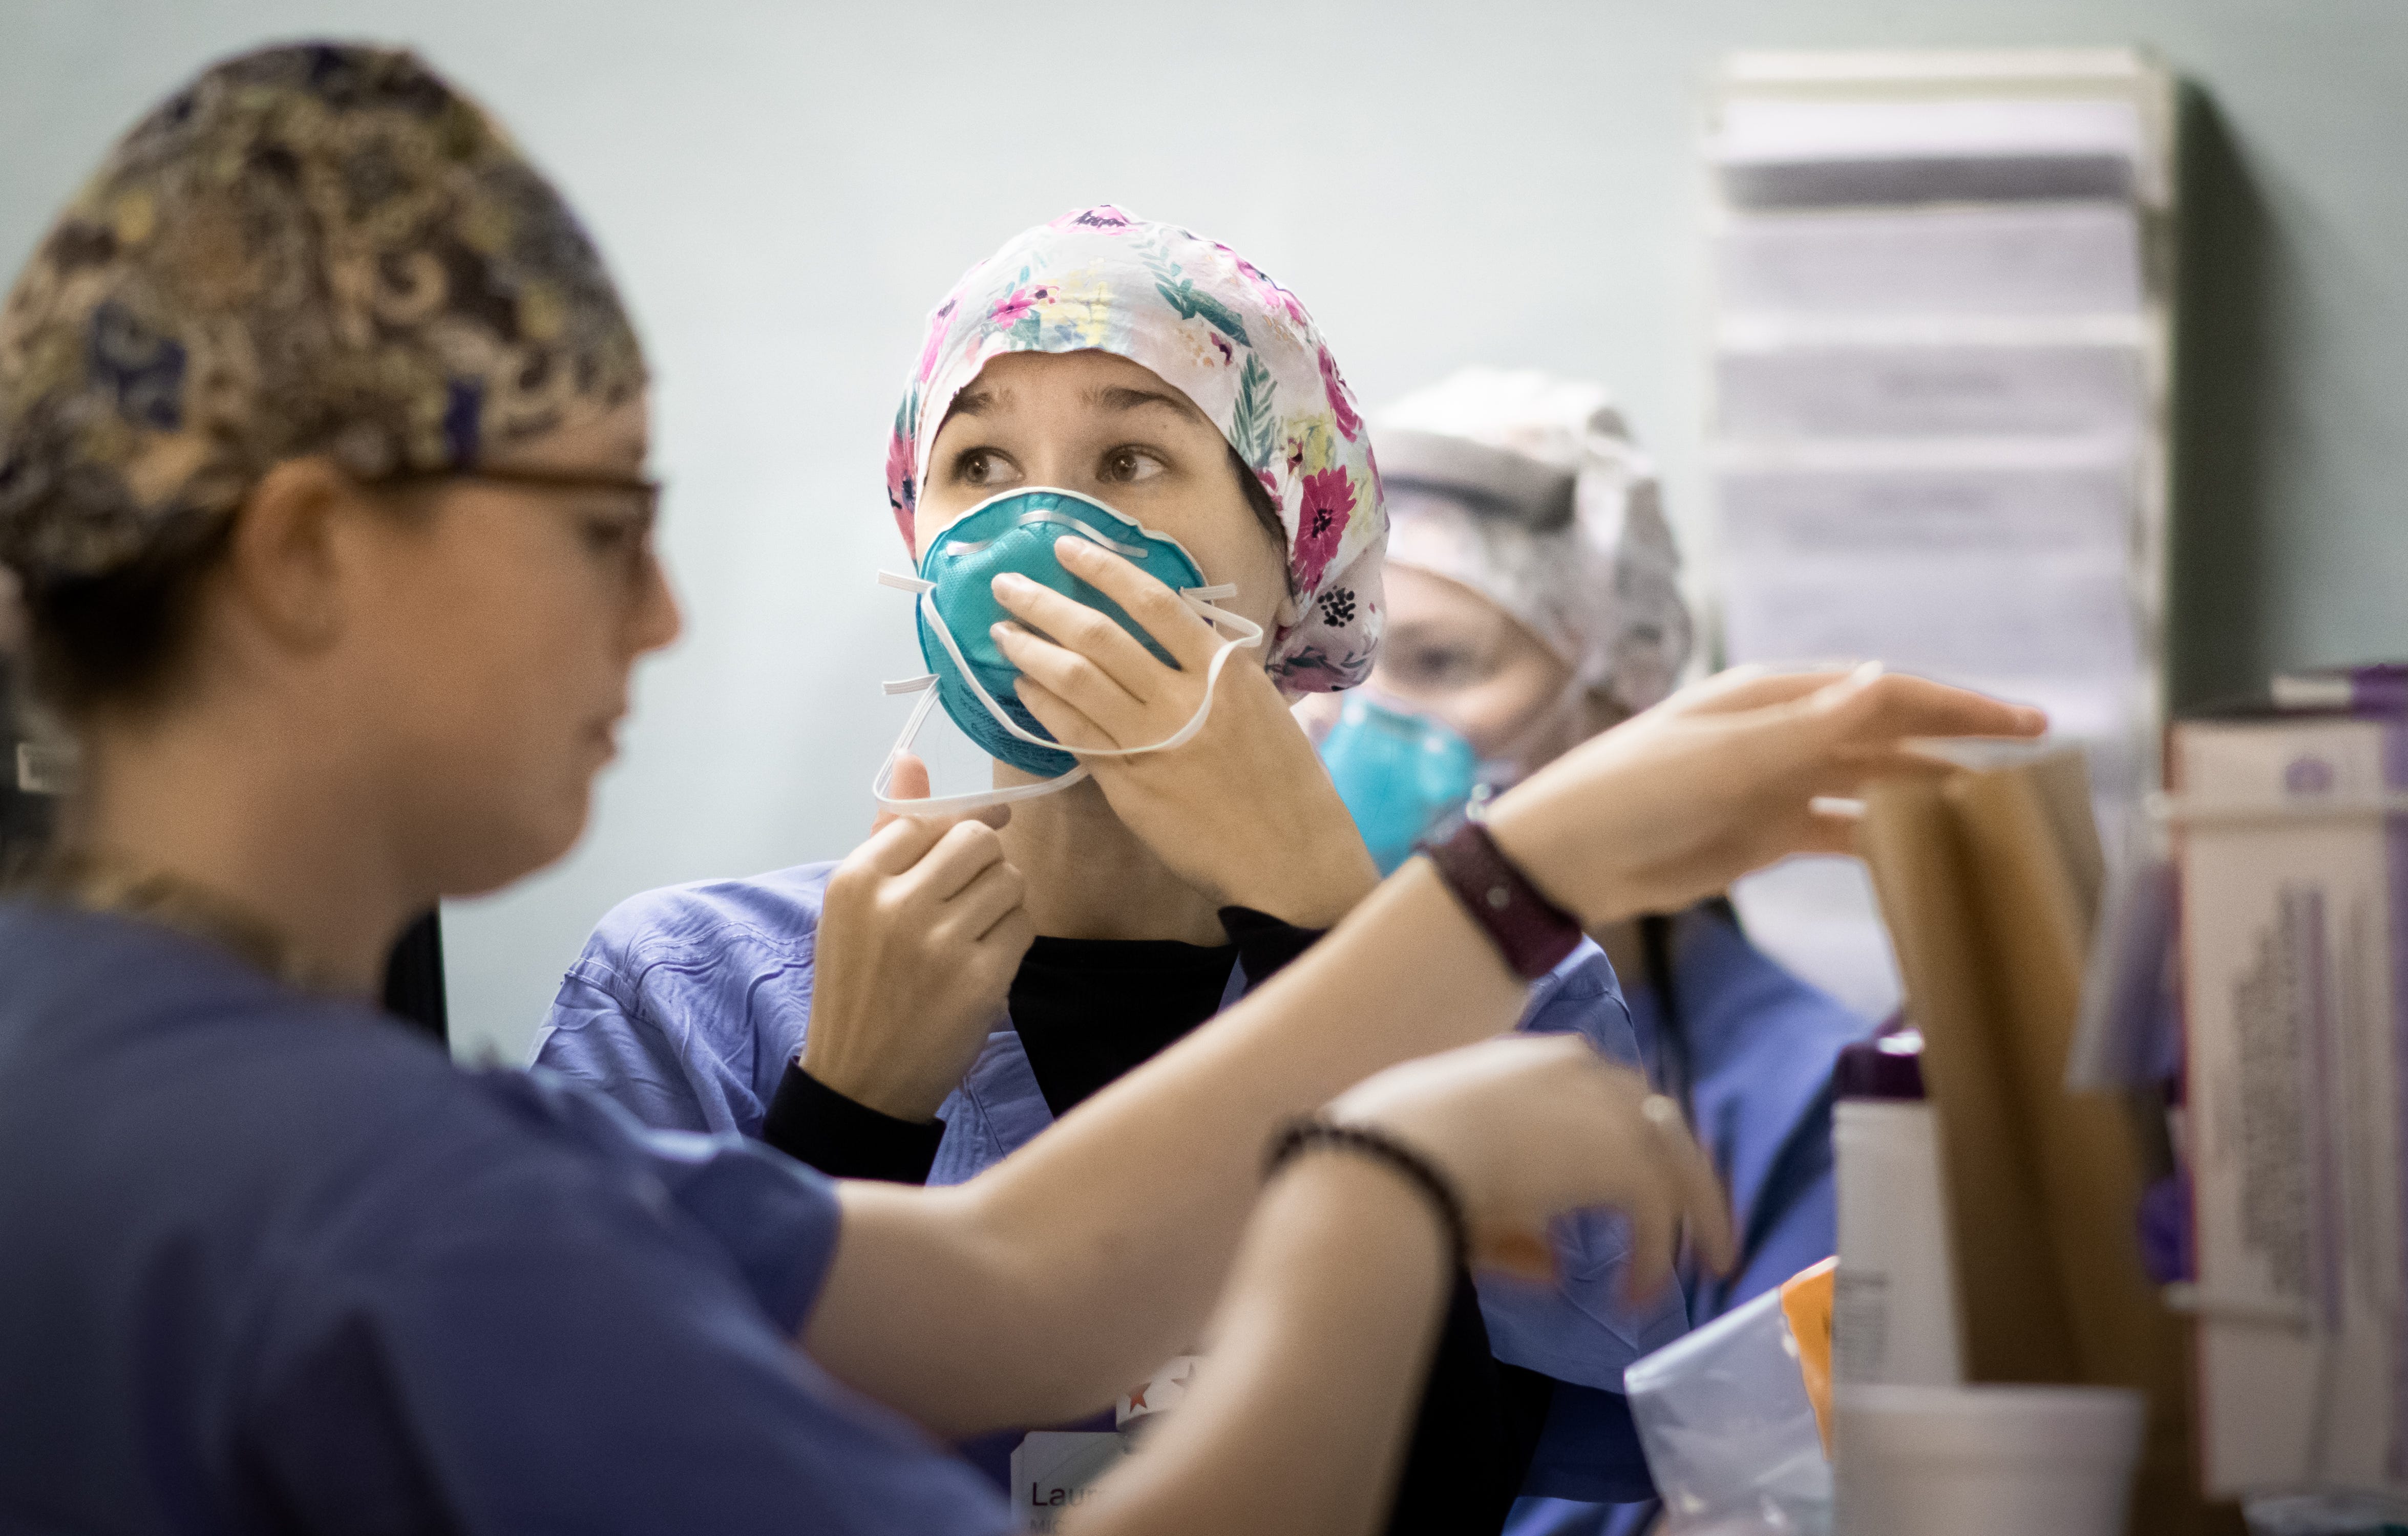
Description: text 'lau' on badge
1009,1431,1130,1533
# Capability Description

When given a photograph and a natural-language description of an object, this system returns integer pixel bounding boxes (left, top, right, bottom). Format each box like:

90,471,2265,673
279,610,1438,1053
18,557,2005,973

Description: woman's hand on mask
1484,664,2048,930
989,536,1379,928
1321,1032,1735,1295
804,754,1033,1122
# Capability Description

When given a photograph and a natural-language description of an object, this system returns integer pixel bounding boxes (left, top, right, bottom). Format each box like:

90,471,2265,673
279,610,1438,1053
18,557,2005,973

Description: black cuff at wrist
761,1060,946,1184
1217,905,1325,986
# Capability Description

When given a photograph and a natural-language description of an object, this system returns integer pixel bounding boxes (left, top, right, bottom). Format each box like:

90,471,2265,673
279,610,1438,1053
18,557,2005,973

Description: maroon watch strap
1418,817,1585,981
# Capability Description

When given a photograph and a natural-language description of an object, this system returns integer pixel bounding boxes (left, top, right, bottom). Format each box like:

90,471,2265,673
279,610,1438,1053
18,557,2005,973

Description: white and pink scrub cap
1374,368,1693,714
885,205,1387,693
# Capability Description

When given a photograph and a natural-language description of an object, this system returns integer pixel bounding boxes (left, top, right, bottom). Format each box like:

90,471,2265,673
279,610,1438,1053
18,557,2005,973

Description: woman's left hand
989,535,1378,928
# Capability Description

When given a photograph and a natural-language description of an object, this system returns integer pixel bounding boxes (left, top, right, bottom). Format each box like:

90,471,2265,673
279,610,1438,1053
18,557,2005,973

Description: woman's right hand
988,535,1380,929
1323,1033,1735,1296
1486,664,2047,932
802,755,1034,1122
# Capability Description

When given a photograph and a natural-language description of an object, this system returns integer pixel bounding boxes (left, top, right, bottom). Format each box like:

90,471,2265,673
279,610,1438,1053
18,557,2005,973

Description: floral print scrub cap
1375,368,1693,714
0,43,644,588
888,205,1386,692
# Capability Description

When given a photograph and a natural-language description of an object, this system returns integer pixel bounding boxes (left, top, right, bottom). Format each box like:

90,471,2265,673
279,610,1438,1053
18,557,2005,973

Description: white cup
1835,1384,2145,1536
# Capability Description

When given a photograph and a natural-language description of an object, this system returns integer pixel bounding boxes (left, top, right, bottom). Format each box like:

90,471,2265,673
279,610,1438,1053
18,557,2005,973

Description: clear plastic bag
1625,1285,1833,1535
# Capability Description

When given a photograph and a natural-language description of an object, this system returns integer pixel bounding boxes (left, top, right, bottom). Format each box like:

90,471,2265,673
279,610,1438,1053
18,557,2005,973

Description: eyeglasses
416,464,660,513
377,465,664,587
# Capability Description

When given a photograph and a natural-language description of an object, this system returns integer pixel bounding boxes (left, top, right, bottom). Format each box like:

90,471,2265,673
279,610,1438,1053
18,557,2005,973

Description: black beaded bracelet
1264,1119,1470,1269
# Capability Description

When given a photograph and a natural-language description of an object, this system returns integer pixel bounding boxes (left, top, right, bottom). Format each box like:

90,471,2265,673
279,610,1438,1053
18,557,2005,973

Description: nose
627,547,683,658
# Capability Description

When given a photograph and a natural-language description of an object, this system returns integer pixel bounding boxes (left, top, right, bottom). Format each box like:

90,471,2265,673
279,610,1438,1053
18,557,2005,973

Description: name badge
1115,1354,1199,1427
1010,1431,1129,1533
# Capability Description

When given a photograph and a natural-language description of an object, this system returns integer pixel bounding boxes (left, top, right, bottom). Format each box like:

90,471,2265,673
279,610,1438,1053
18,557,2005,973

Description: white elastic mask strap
869,568,1263,818
869,672,1093,818
913,585,1263,761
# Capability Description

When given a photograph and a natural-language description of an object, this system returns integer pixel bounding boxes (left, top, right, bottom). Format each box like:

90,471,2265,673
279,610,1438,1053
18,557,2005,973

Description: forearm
807,858,1520,1431
1060,1153,1452,1536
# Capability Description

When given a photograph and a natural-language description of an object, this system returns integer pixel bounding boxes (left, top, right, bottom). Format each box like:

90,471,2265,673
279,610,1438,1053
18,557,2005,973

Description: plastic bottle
1832,1029,1964,1388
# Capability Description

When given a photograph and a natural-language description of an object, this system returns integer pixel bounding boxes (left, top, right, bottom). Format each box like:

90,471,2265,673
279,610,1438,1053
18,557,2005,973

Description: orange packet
1780,1257,1837,1455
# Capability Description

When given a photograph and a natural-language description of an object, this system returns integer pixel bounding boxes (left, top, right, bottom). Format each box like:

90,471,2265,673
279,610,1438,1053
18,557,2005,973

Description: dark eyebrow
1088,384,1200,420
950,385,1002,417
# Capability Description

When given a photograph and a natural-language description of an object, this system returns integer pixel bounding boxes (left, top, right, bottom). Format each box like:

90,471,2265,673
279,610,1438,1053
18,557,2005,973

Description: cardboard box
2173,715,2408,1497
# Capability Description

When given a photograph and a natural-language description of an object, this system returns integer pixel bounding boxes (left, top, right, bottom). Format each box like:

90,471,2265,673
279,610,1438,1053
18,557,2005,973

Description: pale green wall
4,0,2399,1061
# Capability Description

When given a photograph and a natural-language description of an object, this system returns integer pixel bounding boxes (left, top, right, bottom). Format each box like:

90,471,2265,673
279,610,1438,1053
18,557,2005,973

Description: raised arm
1064,1032,1723,1536
806,662,2044,1433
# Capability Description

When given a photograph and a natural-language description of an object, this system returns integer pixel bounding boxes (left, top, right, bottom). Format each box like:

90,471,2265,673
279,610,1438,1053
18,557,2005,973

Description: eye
579,512,626,547
954,446,1020,488
1099,446,1166,486
1395,641,1489,690
578,509,652,563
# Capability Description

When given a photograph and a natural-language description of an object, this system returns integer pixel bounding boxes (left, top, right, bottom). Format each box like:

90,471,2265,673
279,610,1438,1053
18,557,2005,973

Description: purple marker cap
1834,1028,1928,1101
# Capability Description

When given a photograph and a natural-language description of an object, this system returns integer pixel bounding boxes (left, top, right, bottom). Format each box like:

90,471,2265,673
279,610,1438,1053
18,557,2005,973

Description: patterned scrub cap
0,43,644,587
886,205,1386,692
1375,369,1694,715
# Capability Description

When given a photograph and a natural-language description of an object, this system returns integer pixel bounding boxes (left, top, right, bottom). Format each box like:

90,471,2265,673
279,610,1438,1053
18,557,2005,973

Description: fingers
1662,666,2047,746
1791,816,1865,859
939,856,1029,943
850,804,955,878
1012,674,1117,755
1474,1229,1560,1286
1619,1185,1680,1306
904,818,1012,903
871,752,934,834
1653,664,1833,718
1645,1093,1737,1275
990,568,1171,703
987,549,1204,698
869,753,1010,838
993,615,1148,732
1814,668,2047,742
1051,534,1222,672
1818,745,1961,783
983,903,1037,962
1694,671,2044,811
1565,1058,1731,1300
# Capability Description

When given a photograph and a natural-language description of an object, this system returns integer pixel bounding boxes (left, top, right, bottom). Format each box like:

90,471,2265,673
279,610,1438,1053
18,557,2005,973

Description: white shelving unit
1709,50,2180,1019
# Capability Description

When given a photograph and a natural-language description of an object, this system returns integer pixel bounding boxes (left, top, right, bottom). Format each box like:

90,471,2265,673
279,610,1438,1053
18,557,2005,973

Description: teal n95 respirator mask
875,487,1264,817
1315,692,1520,874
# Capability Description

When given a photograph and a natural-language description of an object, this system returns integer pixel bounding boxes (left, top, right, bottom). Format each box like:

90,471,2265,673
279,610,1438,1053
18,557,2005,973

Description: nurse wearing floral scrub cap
539,211,1688,1531
1332,370,1878,1536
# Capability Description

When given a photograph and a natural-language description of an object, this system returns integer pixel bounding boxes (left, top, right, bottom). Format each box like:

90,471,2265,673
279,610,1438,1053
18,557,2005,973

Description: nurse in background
1313,370,1874,1532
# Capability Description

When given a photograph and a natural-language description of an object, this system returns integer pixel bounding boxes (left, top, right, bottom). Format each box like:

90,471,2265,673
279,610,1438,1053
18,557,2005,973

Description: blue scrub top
534,860,1690,1395
0,900,1010,1536
1506,908,1873,1536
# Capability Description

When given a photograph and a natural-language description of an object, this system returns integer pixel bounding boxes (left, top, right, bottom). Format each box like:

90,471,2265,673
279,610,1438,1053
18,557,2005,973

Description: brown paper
1856,772,2080,1383
1857,752,2243,1536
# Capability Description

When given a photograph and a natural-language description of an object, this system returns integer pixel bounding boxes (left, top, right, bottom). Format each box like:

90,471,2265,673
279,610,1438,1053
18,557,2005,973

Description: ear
221,457,358,655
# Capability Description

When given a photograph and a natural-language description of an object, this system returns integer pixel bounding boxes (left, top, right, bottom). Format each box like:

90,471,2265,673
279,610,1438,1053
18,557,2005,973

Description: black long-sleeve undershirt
760,1059,949,1183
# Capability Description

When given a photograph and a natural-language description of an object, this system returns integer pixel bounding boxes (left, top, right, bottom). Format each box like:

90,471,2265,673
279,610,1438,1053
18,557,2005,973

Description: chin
435,796,594,899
